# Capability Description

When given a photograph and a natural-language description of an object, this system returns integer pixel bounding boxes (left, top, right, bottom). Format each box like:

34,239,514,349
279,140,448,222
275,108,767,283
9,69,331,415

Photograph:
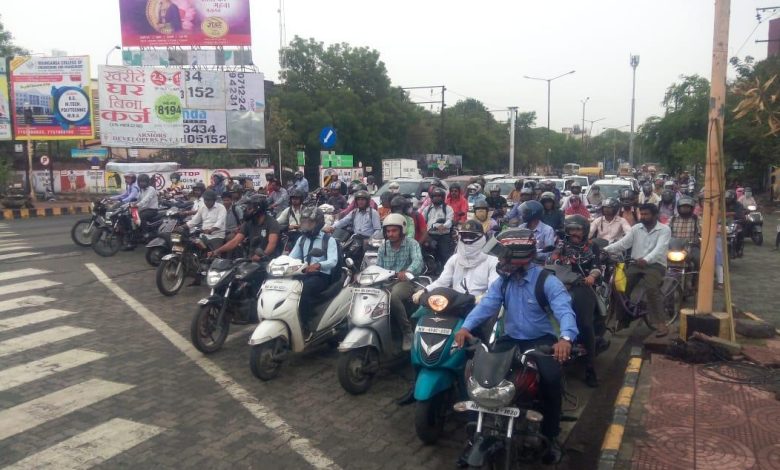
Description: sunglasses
458,231,483,244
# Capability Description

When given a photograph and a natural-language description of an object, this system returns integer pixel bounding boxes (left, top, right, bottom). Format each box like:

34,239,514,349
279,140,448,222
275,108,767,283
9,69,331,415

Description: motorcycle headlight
268,263,298,277
747,205,757,212
370,238,383,248
467,375,516,408
105,211,114,219
427,295,449,313
667,251,686,263
206,270,229,288
170,234,182,244
727,224,736,234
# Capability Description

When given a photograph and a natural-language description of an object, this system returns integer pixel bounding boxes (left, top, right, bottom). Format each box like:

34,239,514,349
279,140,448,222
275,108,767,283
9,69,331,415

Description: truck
381,158,421,181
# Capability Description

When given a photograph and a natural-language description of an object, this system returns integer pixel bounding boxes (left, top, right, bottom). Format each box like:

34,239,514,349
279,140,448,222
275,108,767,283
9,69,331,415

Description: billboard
10,56,94,140
119,0,252,47
0,59,11,140
99,65,264,149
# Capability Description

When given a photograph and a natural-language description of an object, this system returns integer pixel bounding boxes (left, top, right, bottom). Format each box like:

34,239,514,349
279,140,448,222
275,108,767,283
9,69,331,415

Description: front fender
248,320,289,346
146,236,169,248
414,369,456,401
197,295,223,307
338,327,380,352
161,253,179,261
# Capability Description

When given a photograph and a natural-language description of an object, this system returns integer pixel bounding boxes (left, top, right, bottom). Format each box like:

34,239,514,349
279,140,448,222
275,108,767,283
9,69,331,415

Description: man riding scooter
422,188,455,265
454,229,578,464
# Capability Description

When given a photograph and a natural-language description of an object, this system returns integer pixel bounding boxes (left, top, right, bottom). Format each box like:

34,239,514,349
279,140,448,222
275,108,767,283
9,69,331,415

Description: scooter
360,232,383,270
249,254,354,381
744,204,763,246
336,265,428,395
411,287,474,444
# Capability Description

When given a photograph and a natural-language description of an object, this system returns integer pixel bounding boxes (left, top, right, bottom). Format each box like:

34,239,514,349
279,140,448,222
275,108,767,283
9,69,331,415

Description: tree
0,15,27,57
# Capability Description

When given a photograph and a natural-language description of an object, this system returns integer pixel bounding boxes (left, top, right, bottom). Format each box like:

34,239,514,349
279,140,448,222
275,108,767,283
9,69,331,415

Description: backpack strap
321,234,330,261
535,268,552,312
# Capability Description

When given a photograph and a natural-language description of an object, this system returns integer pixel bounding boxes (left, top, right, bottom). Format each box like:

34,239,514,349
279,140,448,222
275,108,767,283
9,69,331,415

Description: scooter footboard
414,369,456,401
249,320,289,346
338,327,380,352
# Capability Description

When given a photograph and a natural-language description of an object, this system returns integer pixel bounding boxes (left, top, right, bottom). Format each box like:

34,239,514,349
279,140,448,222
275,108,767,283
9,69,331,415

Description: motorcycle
454,341,560,467
666,238,698,300
744,204,763,246
249,254,354,380
337,265,428,394
90,203,164,257
190,257,267,354
71,198,112,247
360,231,383,270
411,287,474,444
725,221,744,259
155,227,214,296
144,204,191,266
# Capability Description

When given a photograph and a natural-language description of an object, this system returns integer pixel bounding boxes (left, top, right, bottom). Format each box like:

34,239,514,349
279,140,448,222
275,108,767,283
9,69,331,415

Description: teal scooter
411,287,475,444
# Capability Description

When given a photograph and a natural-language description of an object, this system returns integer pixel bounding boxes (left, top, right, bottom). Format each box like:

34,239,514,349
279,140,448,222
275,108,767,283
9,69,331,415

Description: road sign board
40,155,50,166
90,157,101,166
14,144,23,153
319,126,337,149
321,153,353,168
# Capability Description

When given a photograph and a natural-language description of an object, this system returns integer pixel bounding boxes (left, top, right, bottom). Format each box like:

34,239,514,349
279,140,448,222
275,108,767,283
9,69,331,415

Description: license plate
416,326,453,335
262,283,287,292
172,245,184,253
456,401,521,418
353,287,382,295
197,298,209,305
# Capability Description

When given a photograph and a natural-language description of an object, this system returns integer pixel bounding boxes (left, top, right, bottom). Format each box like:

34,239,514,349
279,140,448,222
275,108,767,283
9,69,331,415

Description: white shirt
137,186,159,210
605,221,671,267
639,192,660,205
590,216,632,243
187,203,227,239
426,255,499,297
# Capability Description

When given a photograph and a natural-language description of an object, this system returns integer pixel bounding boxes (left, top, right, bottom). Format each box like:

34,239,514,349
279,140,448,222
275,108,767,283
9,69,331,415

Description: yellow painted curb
601,423,625,451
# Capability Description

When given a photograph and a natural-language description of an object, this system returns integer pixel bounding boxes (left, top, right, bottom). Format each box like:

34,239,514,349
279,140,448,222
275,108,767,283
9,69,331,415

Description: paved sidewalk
1,201,92,220
616,349,780,470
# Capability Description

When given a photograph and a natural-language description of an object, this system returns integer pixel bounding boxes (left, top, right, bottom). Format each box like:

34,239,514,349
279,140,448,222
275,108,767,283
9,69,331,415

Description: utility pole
440,86,446,159
508,107,517,175
580,96,589,152
697,0,731,316
629,55,640,167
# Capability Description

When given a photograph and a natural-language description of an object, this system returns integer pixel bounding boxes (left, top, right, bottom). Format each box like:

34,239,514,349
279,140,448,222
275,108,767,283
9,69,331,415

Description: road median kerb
597,346,643,470
0,205,91,220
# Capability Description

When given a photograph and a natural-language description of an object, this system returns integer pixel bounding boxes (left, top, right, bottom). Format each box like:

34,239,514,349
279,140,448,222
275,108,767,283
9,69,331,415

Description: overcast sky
1,1,776,136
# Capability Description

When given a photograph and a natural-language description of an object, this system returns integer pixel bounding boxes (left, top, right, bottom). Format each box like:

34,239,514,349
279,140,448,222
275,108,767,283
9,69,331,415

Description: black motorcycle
71,198,112,247
155,226,213,296
144,203,193,266
743,204,763,246
190,257,267,354
90,203,165,257
725,221,745,259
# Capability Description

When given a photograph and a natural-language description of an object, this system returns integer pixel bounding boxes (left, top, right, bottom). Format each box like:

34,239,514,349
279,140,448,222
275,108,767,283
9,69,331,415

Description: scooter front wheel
190,303,230,354
414,392,449,444
337,347,378,395
250,339,285,381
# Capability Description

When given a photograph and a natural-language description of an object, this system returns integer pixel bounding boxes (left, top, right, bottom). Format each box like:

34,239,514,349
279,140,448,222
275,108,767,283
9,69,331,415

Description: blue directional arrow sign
319,126,337,149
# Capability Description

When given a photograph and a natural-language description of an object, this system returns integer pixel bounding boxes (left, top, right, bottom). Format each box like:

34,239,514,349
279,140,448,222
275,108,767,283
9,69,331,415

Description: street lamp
584,117,604,155
629,55,640,166
524,70,576,169
580,97,590,146
105,45,121,65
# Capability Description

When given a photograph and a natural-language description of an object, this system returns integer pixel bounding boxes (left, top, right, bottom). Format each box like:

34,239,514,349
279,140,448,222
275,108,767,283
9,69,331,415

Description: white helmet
382,213,407,232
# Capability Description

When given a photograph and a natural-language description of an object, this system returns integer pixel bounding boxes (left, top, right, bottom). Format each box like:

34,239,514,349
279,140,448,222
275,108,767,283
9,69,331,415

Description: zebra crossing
0,267,164,468
0,226,40,262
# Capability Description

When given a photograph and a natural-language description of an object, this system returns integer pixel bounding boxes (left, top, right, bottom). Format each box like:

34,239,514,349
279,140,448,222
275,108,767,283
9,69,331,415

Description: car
584,177,639,203
482,173,513,181
564,175,590,195
372,177,448,206
485,178,520,205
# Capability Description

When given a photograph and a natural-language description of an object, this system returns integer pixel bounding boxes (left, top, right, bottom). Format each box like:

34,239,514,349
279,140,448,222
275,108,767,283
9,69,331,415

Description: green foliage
0,15,27,57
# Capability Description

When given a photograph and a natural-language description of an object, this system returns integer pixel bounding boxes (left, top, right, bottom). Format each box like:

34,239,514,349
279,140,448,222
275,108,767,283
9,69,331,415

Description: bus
562,163,580,175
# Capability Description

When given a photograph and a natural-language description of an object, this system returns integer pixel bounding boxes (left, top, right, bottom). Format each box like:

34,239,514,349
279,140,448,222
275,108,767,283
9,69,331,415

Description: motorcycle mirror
308,248,325,258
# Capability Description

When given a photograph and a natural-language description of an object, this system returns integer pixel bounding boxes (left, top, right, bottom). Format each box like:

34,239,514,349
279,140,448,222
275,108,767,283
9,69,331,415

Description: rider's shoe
542,438,564,465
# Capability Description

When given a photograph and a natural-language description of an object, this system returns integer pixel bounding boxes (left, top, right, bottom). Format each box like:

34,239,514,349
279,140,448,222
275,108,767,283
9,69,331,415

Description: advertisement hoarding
10,56,94,140
119,0,252,47
0,58,11,140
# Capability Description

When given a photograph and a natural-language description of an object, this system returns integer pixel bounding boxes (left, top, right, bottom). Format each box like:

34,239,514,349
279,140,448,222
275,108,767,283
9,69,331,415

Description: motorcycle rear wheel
752,232,763,246
414,392,449,444
91,229,122,257
337,347,377,395
190,304,230,354
70,218,94,247
156,258,185,296
250,339,285,381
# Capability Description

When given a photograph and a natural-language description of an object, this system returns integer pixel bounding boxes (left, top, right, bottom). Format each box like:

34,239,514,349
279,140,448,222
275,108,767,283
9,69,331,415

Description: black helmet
619,188,637,206
642,182,653,194
212,173,225,182
602,197,620,214
289,189,305,200
300,206,325,235
458,219,485,244
243,194,268,220
473,200,489,211
202,189,218,202
390,195,409,213
229,183,243,195
170,172,181,182
661,189,675,203
520,187,534,198
540,192,556,204
564,214,590,243
430,187,446,202
725,190,736,204
349,182,364,194
488,184,500,194
514,179,523,189
519,200,543,223
449,182,461,192
192,182,206,193
137,173,151,185
354,190,370,201
486,228,537,277
366,175,375,183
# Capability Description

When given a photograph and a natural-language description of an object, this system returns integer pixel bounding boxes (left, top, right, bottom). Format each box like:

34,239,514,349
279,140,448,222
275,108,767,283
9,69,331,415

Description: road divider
0,205,91,220
598,346,643,470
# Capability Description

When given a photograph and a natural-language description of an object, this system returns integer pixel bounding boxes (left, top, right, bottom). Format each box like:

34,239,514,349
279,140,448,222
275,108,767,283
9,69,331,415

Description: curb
597,346,643,470
0,205,91,220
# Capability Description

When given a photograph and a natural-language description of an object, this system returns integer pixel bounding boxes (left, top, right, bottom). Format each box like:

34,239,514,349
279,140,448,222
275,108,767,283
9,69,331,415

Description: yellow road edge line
601,423,625,451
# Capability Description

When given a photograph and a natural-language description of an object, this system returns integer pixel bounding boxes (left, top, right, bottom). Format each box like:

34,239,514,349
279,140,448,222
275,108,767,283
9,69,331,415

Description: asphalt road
6,213,766,469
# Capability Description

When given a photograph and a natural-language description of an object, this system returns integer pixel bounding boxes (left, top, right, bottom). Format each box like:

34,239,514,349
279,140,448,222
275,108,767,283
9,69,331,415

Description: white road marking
0,268,51,282
0,295,56,313
0,252,42,261
0,233,21,238
0,244,32,253
3,418,164,470
0,379,134,441
0,326,93,358
0,309,77,332
0,279,60,296
0,349,107,392
86,263,341,470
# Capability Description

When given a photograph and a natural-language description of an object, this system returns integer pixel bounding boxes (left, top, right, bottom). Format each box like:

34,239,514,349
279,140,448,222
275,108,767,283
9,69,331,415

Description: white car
584,178,639,203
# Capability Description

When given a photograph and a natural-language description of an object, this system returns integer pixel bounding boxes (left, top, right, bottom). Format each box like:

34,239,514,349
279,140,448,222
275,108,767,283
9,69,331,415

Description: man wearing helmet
446,183,469,224
455,228,578,464
277,189,305,247
618,188,640,226
338,184,378,219
377,213,424,350
387,181,401,194
187,189,226,251
485,184,507,211
326,181,348,212
540,191,565,231
211,195,280,261
589,198,631,243
289,207,339,323
669,195,700,253
267,179,289,213
292,170,309,194
508,179,524,205
184,181,207,216
552,214,606,387
560,181,584,211
111,173,140,203
604,203,671,336
638,182,660,205
388,195,416,239
518,200,556,252
422,187,455,264
471,200,498,238
738,186,756,208
329,190,381,240
658,189,677,224
466,183,486,206
504,187,535,223
586,185,602,207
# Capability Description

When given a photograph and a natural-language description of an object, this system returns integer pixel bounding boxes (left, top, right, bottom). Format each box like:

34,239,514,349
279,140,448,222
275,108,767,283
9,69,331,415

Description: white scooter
249,253,353,380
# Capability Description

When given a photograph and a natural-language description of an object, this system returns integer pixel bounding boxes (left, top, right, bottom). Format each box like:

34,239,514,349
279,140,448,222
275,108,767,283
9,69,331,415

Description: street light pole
508,107,517,176
105,45,121,66
524,70,575,171
580,96,590,148
629,55,640,167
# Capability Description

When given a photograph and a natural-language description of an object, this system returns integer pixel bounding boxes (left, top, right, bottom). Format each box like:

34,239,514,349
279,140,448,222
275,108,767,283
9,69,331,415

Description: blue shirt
462,265,579,341
468,194,487,206
520,221,557,251
506,203,525,222
290,232,339,275
293,178,309,194
334,207,381,237
112,183,139,203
